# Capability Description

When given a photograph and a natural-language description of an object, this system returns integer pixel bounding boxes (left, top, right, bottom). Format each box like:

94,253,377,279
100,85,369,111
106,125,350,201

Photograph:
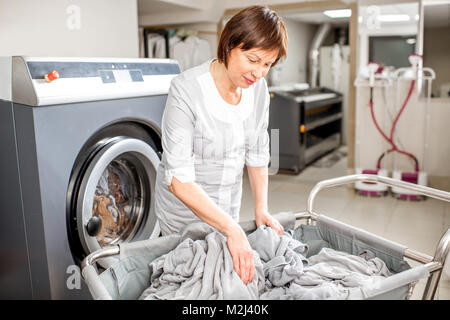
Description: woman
154,5,288,286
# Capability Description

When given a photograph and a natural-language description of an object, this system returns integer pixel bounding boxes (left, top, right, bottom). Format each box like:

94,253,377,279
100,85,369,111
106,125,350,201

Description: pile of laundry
138,224,393,300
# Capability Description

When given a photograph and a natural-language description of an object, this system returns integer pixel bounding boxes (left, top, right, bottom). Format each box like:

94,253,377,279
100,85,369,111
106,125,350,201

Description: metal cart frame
82,174,450,300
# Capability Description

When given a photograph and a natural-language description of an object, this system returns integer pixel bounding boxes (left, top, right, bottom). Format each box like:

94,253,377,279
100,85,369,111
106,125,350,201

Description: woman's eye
248,58,256,63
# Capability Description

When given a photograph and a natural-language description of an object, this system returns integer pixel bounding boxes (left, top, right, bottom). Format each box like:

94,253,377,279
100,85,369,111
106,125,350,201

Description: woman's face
226,46,279,89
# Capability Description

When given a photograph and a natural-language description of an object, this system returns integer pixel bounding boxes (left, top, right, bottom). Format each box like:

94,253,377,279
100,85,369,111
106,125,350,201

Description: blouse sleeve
160,78,196,185
245,81,271,167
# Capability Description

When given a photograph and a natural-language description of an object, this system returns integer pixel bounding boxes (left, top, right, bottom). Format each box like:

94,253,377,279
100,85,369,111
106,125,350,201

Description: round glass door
76,137,160,267
91,156,143,247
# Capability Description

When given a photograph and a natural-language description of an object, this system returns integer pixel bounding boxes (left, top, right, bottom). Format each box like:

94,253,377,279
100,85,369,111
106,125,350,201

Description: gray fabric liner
295,215,411,274
87,213,428,300
317,215,408,260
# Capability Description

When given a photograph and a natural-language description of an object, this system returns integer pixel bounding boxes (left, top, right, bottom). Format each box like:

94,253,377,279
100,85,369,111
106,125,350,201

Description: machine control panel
10,56,181,106
26,60,179,80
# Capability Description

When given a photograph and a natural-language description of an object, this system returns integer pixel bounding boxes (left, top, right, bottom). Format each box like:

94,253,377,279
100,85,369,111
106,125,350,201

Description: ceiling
267,2,450,28
138,0,202,15
137,0,449,28
283,10,350,26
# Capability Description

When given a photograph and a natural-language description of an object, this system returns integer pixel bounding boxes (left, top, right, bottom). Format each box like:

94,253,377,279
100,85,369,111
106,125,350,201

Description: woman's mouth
244,76,255,85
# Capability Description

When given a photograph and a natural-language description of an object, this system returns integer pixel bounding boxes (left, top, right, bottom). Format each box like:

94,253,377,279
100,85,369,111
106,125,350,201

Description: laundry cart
81,174,450,300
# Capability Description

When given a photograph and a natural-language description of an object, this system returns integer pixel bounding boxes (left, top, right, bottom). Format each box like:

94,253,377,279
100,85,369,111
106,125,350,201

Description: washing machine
0,56,180,299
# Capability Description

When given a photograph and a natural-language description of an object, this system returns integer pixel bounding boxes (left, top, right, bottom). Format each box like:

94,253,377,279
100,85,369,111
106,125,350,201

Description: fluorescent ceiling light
377,14,411,22
323,9,352,18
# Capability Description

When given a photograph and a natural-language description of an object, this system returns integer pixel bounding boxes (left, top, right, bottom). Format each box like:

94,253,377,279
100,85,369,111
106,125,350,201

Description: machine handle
306,174,450,300
307,174,450,214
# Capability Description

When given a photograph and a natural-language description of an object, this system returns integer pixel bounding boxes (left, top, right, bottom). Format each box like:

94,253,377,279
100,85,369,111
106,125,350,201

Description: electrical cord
368,81,419,173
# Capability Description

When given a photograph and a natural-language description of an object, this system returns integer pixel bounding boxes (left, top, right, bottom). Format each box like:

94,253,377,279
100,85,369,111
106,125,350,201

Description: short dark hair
217,5,288,68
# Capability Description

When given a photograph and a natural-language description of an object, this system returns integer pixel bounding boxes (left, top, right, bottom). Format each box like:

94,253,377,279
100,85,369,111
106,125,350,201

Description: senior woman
154,5,288,285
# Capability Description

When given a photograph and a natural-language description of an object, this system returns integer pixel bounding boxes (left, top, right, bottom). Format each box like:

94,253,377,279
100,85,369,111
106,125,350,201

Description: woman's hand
169,177,255,285
225,224,255,285
255,210,284,235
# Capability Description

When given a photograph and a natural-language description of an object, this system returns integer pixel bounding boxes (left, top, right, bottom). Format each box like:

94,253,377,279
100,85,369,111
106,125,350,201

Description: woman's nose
252,68,263,80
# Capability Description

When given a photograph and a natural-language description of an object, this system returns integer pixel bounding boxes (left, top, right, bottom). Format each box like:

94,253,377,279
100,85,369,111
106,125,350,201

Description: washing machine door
76,136,160,268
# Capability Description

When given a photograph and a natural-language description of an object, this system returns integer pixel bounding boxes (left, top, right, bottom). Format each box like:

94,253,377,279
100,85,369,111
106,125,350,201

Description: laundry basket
81,174,450,300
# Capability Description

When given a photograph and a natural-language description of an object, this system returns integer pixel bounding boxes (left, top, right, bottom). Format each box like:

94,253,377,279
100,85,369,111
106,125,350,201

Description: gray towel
139,224,394,300
247,226,308,287
139,229,265,300
248,227,392,300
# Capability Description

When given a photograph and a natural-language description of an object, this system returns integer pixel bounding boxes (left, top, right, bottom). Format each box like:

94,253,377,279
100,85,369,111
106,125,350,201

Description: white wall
0,0,139,58
269,18,317,85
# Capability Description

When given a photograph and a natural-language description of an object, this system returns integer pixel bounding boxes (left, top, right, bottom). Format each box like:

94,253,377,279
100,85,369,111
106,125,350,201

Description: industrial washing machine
0,56,179,299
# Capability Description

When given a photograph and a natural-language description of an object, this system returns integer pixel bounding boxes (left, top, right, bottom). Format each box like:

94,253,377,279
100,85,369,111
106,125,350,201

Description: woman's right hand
225,224,254,285
168,177,255,284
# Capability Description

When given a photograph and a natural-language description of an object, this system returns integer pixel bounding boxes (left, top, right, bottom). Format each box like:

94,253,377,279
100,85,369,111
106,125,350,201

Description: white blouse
154,59,270,235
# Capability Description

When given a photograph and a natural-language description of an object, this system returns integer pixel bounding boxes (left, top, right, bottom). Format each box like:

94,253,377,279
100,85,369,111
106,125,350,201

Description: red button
44,70,59,82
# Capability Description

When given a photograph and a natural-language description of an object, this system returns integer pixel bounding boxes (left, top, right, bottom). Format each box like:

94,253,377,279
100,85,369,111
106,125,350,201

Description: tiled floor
239,147,450,300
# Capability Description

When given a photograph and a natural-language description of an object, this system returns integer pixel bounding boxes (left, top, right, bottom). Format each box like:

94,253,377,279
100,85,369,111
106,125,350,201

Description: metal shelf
305,112,343,131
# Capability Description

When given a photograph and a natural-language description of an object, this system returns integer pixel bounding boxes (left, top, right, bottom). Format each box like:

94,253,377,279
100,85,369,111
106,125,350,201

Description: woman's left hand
255,210,284,235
